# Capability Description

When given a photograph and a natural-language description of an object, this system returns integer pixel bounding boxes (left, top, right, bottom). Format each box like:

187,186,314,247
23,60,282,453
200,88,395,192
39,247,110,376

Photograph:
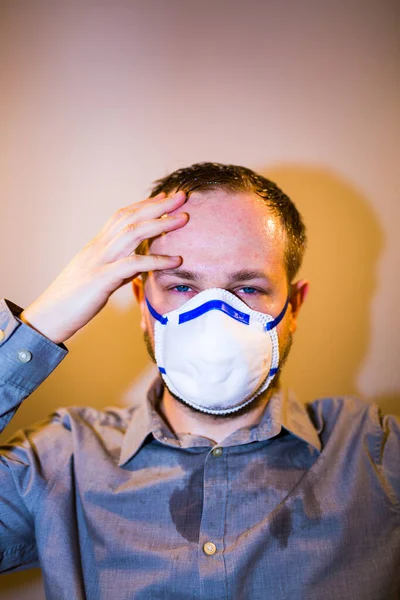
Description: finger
115,191,187,229
104,253,183,285
111,191,167,213
98,191,187,243
102,212,189,262
132,190,187,215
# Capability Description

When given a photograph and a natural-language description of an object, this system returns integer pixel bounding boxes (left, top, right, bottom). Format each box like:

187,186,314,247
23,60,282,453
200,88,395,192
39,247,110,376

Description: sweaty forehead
149,190,287,274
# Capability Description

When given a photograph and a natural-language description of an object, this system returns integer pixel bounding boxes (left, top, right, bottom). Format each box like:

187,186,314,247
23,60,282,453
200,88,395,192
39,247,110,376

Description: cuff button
17,349,32,363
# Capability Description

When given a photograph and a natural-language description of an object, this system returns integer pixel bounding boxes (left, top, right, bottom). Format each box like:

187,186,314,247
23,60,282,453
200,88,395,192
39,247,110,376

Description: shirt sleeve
0,298,68,572
0,298,67,432
379,411,400,513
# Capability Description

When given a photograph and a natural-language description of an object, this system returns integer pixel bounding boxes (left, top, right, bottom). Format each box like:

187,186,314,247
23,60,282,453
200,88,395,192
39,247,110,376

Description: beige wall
0,1,399,597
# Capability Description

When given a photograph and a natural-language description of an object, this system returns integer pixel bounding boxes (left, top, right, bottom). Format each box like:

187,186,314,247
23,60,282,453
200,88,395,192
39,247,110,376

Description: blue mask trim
159,365,277,377
145,297,168,324
178,299,250,325
146,295,289,329
265,297,289,331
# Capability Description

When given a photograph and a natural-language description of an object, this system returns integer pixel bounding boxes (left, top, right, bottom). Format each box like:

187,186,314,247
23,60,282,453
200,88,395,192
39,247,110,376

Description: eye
240,286,258,294
172,285,192,293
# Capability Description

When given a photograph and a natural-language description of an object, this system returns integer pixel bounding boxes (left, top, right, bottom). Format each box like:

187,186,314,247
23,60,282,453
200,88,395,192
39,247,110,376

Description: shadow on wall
0,165,397,599
265,165,397,414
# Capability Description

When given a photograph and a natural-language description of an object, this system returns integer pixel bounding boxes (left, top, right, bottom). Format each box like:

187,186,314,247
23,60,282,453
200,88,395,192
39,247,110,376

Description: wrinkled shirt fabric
0,299,399,600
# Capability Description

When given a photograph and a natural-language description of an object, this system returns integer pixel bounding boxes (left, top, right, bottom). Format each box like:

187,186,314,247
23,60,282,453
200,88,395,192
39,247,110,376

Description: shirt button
0,330,5,342
203,541,217,556
17,349,32,363
212,447,223,457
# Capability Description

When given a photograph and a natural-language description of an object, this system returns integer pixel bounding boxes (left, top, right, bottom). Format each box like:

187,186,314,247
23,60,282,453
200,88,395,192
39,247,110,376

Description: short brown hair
139,162,307,281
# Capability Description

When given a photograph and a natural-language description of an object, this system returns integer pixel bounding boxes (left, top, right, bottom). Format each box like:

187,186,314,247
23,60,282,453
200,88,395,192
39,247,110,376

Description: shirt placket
198,445,229,600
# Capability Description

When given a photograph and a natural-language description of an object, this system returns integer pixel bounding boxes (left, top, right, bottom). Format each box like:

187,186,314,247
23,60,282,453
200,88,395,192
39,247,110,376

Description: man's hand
20,191,188,344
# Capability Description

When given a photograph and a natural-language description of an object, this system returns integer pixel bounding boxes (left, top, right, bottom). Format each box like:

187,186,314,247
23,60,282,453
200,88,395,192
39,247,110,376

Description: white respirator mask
146,288,289,415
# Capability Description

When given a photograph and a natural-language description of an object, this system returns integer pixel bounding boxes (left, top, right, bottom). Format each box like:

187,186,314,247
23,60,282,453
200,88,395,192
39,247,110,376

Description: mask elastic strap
145,297,168,325
265,296,289,331
267,297,289,378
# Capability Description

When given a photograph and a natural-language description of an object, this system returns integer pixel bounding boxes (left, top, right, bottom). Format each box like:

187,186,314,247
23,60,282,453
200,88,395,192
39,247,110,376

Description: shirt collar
118,377,161,466
282,388,321,453
118,378,321,466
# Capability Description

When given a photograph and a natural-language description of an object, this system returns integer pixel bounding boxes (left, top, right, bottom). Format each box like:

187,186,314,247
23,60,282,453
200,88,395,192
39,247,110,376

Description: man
0,163,399,599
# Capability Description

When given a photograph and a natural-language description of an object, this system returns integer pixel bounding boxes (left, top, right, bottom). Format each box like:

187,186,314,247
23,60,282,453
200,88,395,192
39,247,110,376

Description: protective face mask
146,288,288,415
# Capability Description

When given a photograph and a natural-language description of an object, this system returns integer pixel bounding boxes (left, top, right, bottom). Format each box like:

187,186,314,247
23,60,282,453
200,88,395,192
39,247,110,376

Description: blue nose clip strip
145,295,289,331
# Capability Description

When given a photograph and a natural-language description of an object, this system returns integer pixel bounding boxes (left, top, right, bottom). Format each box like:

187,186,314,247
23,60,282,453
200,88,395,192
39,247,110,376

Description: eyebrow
153,268,270,284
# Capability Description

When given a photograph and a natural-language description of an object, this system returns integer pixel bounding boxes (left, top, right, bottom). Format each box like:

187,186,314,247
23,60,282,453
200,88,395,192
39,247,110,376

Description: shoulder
306,396,399,468
307,395,399,423
305,396,386,432
307,397,400,511
304,396,399,452
51,404,134,433
2,404,136,477
1,403,145,509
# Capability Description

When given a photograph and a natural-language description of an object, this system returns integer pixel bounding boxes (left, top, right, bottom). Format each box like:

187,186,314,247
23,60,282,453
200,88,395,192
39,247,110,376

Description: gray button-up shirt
0,299,399,599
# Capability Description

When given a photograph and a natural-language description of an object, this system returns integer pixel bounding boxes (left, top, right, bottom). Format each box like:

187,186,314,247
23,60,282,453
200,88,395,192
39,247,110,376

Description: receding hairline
140,162,307,282
138,188,290,279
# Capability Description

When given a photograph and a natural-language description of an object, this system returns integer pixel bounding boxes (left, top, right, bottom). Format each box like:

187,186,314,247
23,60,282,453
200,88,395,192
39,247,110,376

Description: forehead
149,190,287,277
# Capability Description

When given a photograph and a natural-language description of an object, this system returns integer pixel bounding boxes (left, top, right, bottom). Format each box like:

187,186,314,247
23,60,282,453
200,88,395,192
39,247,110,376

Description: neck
159,386,276,444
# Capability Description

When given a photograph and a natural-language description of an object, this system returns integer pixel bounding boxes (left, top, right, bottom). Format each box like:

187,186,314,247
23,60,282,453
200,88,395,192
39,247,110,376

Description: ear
288,279,309,334
132,276,147,332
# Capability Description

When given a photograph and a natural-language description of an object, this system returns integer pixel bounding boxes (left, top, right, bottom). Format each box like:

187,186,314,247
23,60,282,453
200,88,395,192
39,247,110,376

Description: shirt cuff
0,299,68,393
